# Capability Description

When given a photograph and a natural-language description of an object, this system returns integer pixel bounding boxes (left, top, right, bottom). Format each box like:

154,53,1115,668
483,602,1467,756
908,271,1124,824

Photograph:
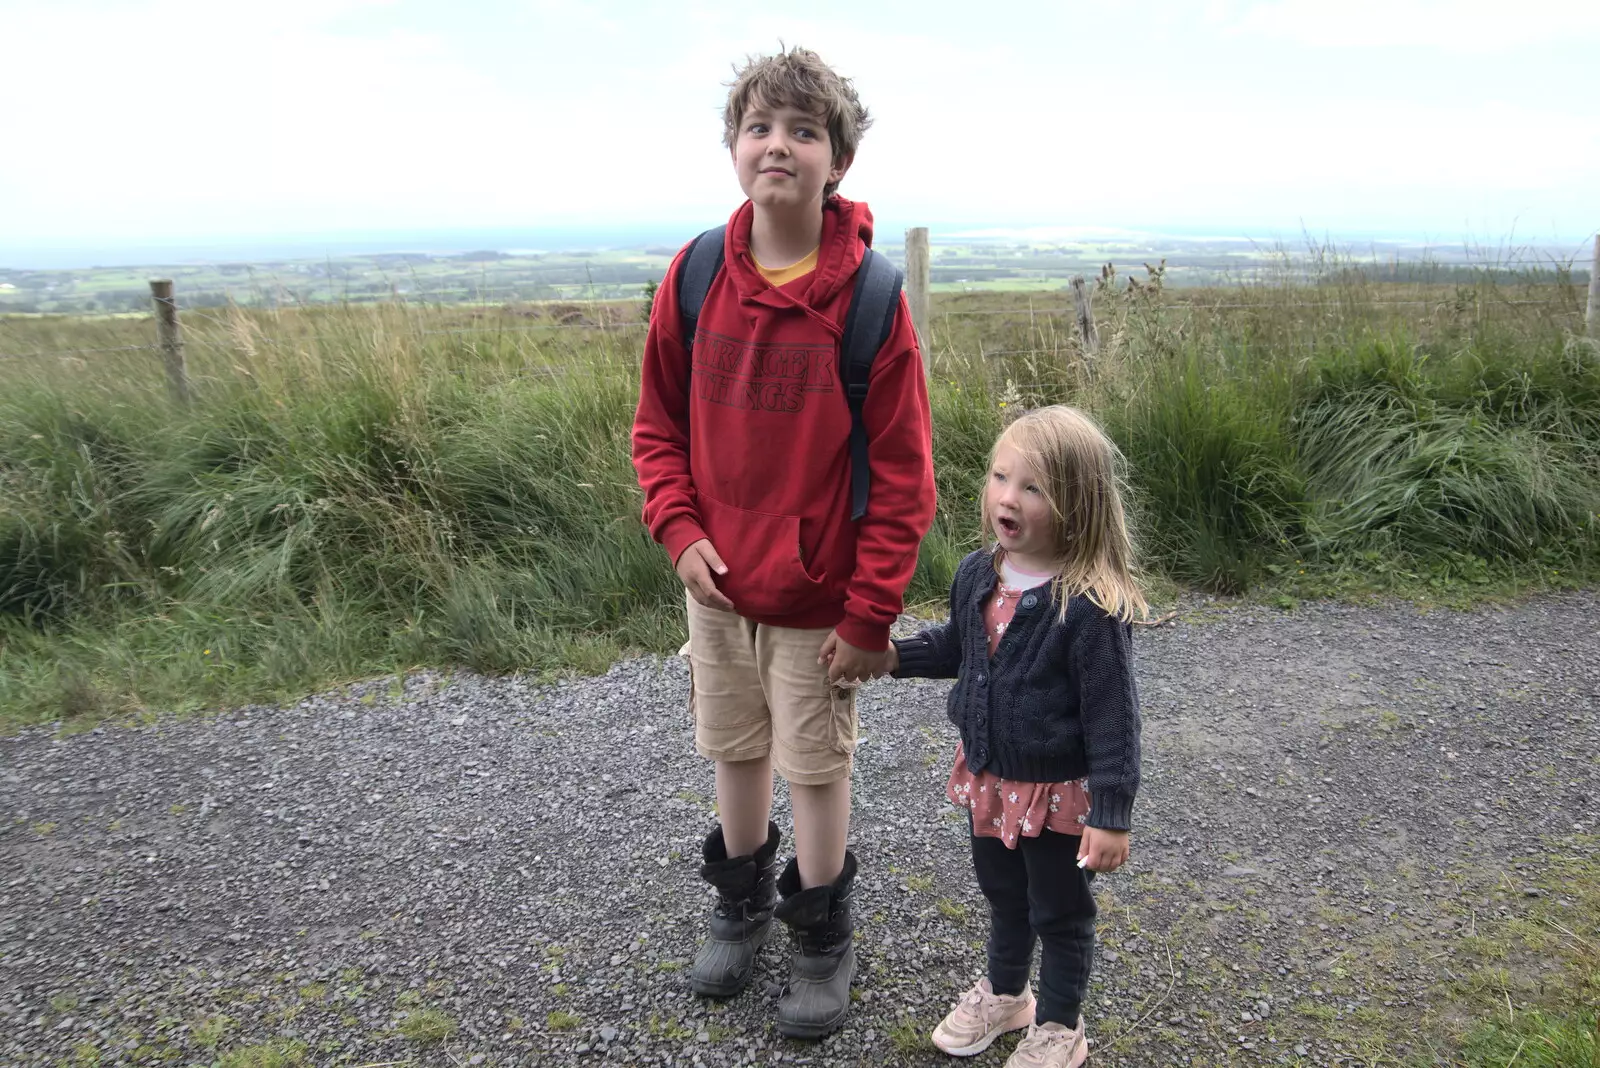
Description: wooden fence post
1070,275,1099,378
904,226,931,377
149,279,190,405
1587,234,1600,340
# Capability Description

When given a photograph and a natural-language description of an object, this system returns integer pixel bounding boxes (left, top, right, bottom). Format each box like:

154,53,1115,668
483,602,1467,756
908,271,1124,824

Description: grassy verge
1,275,1596,731
1450,839,1600,1067
1332,835,1598,1067
1091,832,1599,1067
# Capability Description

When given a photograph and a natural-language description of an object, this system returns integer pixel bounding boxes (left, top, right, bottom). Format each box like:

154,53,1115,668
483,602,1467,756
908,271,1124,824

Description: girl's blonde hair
981,405,1148,623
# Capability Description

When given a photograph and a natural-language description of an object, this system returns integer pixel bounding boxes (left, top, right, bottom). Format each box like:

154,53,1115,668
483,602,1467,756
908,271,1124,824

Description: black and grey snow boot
772,850,857,1039
689,822,781,997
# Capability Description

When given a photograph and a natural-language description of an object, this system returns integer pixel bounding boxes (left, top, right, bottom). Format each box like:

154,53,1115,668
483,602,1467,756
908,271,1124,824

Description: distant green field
932,278,1078,293
4,237,1585,314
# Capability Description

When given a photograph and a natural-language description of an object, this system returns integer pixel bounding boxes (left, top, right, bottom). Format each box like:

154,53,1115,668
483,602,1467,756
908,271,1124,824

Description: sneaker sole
931,1001,1036,1057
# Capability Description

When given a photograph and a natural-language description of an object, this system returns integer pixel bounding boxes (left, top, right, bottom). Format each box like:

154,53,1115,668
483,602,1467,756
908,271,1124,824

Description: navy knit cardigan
891,548,1142,832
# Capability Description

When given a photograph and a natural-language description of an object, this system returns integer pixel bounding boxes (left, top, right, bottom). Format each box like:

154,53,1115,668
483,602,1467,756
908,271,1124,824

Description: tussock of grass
1105,351,1306,592
397,1006,458,1044
217,1038,308,1068
1462,1011,1599,1068
192,1013,236,1050
547,1009,582,1032
888,1015,934,1052
1,272,1595,728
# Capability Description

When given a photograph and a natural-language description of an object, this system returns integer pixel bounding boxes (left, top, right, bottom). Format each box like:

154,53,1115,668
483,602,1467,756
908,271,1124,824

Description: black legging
970,828,1097,1027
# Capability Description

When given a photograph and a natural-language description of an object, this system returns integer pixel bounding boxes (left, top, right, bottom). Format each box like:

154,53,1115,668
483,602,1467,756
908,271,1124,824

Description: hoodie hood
721,196,875,337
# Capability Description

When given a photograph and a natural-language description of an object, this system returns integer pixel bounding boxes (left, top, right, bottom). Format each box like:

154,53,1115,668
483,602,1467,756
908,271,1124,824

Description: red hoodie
631,197,936,651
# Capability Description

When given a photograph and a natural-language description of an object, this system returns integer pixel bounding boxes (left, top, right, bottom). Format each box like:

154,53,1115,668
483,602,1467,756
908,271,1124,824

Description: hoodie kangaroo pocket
698,494,826,617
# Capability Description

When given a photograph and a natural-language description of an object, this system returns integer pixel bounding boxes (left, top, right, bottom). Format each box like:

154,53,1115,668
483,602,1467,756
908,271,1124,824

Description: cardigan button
1021,593,1038,609
975,672,985,684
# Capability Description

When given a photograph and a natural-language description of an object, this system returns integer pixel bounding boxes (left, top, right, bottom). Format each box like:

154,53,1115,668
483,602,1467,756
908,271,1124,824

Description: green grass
397,1006,458,1044
191,1013,236,1049
1461,1012,1599,1068
888,1015,934,1053
217,1038,308,1068
0,275,1595,729
1451,838,1600,1067
1262,833,1600,1066
547,1009,582,1031
66,1040,101,1067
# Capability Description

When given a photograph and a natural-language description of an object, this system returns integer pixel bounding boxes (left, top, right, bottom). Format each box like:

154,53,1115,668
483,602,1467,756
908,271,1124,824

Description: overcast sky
3,0,1597,257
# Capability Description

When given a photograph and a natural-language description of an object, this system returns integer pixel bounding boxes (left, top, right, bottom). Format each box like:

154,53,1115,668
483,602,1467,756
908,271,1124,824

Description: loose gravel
3,590,1596,1066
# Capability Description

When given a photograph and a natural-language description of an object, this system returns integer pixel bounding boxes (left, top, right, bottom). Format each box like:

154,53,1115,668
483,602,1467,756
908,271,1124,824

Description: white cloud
1231,0,1600,52
0,0,1594,251
3,1,725,237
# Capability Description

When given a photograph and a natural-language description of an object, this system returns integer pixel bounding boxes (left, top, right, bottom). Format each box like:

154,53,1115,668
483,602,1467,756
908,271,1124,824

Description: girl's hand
1078,827,1130,873
819,631,880,686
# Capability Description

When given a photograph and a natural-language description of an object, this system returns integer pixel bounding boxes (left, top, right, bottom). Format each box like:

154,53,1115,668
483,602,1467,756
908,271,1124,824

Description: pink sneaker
1004,1017,1088,1068
931,978,1036,1057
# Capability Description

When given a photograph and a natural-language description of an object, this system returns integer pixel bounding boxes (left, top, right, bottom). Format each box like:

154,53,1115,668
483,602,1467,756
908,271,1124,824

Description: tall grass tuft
1102,350,1307,593
1460,1012,1598,1068
1296,333,1600,566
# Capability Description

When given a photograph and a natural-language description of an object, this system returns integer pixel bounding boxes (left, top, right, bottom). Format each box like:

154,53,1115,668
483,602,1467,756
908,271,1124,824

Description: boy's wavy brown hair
723,46,871,200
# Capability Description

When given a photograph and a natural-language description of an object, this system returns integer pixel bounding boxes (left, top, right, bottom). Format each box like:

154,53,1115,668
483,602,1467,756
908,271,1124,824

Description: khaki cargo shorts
681,593,858,786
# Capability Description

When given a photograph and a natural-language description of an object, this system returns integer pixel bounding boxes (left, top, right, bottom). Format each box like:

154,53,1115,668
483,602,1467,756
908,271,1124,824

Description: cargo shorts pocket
680,640,696,726
829,684,859,756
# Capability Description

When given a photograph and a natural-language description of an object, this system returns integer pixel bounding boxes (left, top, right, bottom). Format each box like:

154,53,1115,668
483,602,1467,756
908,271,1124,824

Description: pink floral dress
946,569,1092,847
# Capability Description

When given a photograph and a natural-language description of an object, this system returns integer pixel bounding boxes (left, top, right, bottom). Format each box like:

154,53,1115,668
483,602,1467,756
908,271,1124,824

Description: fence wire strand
2,269,1590,360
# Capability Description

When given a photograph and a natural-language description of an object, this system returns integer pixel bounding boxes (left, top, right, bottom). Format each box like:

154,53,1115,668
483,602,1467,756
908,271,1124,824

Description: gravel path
3,592,1597,1067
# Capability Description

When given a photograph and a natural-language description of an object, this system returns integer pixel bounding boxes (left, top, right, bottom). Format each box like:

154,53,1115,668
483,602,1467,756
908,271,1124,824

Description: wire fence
3,307,1590,364
945,297,1582,314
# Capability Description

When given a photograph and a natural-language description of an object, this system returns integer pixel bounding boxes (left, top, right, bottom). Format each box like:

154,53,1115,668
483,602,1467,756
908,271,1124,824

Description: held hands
1077,826,1130,873
818,632,898,686
676,539,734,612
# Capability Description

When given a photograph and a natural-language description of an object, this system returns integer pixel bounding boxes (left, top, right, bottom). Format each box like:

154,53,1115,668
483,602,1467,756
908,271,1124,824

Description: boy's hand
818,631,880,686
676,539,735,612
1077,827,1130,873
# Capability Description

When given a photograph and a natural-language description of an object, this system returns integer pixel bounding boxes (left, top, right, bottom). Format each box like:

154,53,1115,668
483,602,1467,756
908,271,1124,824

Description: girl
876,405,1145,1068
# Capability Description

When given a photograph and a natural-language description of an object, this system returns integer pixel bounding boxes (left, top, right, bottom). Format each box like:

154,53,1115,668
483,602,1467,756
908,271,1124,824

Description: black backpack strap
675,225,726,352
838,246,904,520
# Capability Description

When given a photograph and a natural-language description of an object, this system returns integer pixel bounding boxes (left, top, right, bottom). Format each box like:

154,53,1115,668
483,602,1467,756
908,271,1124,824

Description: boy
631,46,936,1038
